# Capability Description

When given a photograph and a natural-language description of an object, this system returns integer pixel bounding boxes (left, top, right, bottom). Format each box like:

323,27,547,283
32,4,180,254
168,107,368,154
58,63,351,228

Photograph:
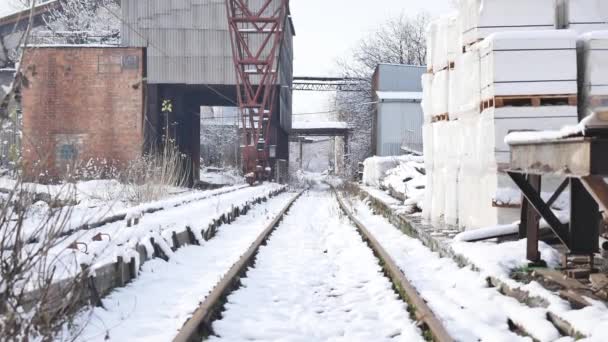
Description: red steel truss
225,0,289,180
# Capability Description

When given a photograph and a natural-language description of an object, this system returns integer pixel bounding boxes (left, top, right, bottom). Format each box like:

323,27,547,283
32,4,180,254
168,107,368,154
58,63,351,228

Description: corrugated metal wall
373,64,425,156
374,64,425,92
121,0,293,86
377,102,423,156
121,0,293,130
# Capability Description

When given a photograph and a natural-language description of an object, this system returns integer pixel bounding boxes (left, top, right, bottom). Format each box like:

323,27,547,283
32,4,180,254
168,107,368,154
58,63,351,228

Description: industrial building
16,0,295,183
372,64,425,156
121,0,295,183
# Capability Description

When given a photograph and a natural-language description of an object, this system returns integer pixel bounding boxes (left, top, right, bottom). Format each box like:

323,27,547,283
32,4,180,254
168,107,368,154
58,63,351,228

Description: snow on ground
23,183,284,288
0,176,248,243
68,191,298,342
199,167,244,186
209,188,422,342
362,155,426,212
452,240,608,341
349,197,560,342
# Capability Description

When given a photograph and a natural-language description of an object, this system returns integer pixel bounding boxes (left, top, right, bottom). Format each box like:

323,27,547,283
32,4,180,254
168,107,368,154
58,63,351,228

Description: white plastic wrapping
432,16,450,72
431,70,450,116
422,124,434,220
426,21,438,70
421,73,435,122
430,122,446,223
456,49,481,117
447,13,462,64
443,121,461,226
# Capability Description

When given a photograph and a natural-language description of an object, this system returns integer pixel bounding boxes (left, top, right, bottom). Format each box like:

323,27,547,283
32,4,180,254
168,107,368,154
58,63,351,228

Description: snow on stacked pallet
422,1,588,229
578,31,608,129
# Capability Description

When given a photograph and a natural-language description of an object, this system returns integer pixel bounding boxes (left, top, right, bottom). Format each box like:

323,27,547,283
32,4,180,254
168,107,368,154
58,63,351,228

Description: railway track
174,187,452,342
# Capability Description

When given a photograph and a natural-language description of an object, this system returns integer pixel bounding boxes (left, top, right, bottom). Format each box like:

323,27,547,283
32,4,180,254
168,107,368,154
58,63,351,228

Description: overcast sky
290,0,454,76
290,0,453,116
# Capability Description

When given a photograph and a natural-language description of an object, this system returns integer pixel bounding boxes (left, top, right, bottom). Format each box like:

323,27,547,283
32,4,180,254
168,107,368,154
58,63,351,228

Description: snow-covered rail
176,188,442,342
334,189,452,342
342,186,608,341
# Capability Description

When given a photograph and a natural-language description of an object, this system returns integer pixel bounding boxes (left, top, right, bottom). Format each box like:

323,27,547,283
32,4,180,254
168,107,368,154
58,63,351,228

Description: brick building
21,47,145,181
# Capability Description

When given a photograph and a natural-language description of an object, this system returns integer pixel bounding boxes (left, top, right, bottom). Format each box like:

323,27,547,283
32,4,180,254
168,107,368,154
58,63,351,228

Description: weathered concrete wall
21,47,145,181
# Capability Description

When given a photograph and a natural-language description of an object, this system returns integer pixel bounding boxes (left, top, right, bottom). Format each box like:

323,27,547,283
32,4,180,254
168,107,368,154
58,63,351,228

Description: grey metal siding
376,101,423,156
375,64,425,92
121,0,290,86
121,0,294,131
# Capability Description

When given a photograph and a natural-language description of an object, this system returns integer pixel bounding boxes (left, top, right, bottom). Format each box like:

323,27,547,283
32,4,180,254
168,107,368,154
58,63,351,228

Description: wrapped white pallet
421,73,435,122
479,30,578,100
432,16,450,72
457,116,481,228
460,0,557,46
578,31,608,128
432,70,450,117
431,122,447,222
444,121,462,226
452,49,481,118
422,124,434,220
566,0,608,33
447,14,462,65
426,21,438,71
448,62,461,118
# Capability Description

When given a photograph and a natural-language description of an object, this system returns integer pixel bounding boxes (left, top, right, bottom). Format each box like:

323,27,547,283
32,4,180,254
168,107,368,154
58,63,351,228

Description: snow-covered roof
292,121,349,130
376,91,423,101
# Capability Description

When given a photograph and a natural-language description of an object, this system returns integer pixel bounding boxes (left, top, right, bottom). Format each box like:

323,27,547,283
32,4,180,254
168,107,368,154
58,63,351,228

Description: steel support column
519,174,541,262
225,0,289,180
508,172,570,248
570,178,600,254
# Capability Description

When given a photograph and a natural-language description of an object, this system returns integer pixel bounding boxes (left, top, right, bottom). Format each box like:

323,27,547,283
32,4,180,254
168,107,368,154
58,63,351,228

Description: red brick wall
21,47,144,181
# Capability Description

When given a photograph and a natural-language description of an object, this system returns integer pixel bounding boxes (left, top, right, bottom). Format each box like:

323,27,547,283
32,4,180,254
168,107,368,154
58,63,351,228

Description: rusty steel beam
225,0,289,178
292,77,363,92
508,172,570,248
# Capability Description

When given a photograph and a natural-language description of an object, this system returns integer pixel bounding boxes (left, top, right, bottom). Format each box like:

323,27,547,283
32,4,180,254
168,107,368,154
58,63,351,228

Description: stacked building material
421,0,603,229
459,0,557,47
578,31,608,129
562,0,608,33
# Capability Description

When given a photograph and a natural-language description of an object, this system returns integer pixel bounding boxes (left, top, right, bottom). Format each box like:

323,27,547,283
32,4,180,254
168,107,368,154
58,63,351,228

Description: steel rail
173,190,304,342
333,189,454,342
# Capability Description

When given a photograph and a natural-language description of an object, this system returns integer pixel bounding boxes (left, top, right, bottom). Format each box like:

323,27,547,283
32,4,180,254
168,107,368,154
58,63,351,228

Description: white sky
290,0,454,76
290,0,454,117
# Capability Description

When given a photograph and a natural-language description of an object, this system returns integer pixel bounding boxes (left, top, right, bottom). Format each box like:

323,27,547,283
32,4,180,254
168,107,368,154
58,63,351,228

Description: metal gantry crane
224,0,289,185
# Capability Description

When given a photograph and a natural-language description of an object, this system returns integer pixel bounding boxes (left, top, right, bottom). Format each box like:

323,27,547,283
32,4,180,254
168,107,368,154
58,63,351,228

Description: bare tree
335,13,429,177
38,0,121,44
0,180,93,340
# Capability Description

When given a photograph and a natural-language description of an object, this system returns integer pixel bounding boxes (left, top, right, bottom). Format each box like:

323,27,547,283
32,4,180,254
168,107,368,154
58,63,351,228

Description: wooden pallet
431,113,450,122
481,94,577,111
588,95,608,108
